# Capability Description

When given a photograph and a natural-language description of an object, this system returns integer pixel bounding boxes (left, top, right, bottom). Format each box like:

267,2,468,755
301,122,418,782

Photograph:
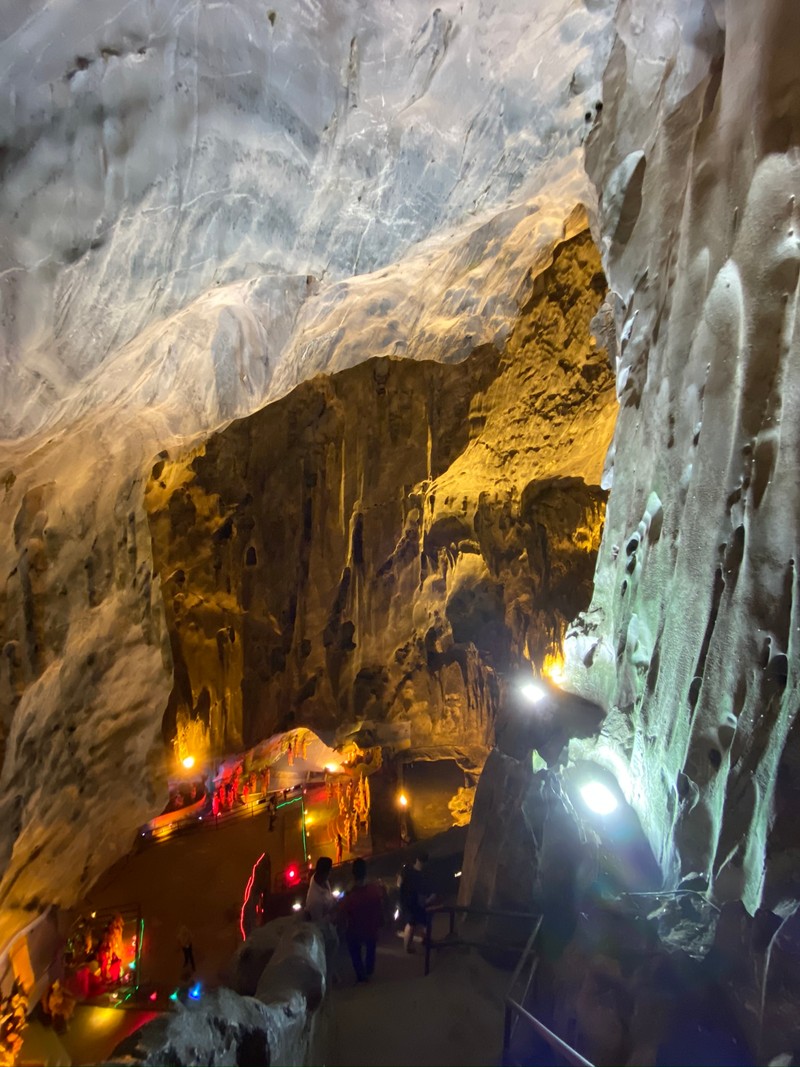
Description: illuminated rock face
0,0,613,438
0,0,615,917
147,233,613,767
568,0,800,913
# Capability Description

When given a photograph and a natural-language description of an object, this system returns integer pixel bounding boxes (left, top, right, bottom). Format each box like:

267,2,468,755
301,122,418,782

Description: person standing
305,857,335,922
339,858,385,982
178,925,195,973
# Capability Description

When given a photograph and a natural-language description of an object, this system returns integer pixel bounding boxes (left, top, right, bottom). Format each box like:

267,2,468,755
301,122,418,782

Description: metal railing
503,1000,594,1067
422,904,539,976
501,914,594,1067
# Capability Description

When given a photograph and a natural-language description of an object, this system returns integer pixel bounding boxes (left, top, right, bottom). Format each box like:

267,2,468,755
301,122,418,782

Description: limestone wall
568,0,800,912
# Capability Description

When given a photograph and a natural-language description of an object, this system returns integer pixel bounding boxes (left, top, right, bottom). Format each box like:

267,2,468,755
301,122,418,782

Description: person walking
305,857,335,922
398,851,432,953
339,858,385,983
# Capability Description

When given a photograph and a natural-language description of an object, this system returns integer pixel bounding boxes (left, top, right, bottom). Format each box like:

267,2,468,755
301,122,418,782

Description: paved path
326,933,506,1067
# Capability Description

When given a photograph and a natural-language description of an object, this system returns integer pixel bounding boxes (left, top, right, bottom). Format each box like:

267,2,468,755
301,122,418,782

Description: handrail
423,904,538,977
506,918,542,1002
501,913,594,1067
504,999,594,1067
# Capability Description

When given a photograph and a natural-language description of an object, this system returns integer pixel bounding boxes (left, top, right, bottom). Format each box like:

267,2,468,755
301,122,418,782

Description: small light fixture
520,682,546,705
325,763,339,773
454,871,462,878
398,792,408,809
580,781,618,815
182,755,195,770
292,901,303,912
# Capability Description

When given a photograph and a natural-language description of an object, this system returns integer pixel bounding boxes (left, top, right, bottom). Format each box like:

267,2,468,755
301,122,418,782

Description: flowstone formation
565,0,800,916
147,232,614,768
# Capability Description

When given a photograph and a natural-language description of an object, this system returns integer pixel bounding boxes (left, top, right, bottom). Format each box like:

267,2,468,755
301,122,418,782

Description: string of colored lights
240,852,266,941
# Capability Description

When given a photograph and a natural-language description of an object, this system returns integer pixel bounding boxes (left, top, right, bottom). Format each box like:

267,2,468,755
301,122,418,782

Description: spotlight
393,908,400,921
182,756,195,770
325,763,339,774
292,901,303,912
520,682,546,705
398,793,408,809
332,888,343,899
580,781,618,815
454,871,462,878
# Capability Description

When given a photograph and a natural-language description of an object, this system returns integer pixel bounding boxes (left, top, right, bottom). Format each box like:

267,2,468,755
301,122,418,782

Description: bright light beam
520,682,546,705
580,781,618,815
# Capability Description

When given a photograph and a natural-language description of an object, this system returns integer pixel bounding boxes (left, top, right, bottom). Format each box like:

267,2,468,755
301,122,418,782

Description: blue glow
189,982,202,1000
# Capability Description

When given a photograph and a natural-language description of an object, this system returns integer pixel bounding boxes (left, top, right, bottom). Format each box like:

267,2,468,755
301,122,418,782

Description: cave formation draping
0,0,798,986
147,231,612,767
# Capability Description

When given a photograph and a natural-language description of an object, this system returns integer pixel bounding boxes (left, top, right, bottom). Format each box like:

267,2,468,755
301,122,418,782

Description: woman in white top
305,856,335,921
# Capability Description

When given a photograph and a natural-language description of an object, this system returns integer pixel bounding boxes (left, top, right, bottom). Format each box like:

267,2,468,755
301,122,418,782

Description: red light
240,852,266,941
286,866,299,885
149,992,158,1002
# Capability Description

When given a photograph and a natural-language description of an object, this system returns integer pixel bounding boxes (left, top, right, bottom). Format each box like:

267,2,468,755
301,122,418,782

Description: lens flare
580,781,618,815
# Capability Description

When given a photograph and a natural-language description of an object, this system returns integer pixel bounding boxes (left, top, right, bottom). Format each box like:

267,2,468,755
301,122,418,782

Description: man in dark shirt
339,858,385,982
398,850,430,953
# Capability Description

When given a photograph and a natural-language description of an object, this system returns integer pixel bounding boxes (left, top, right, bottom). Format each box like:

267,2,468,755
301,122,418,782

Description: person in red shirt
338,858,385,983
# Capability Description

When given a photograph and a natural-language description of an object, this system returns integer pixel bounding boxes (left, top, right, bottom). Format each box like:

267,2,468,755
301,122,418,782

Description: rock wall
113,917,330,1066
147,232,614,764
0,0,617,926
566,0,800,913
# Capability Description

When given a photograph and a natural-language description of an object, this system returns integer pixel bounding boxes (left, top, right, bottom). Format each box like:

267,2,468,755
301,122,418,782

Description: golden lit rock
146,231,615,768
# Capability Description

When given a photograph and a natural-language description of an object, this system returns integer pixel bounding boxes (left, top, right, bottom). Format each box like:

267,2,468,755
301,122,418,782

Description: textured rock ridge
146,231,614,764
567,0,800,912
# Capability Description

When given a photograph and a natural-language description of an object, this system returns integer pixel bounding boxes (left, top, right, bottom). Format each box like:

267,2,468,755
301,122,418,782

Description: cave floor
324,932,506,1066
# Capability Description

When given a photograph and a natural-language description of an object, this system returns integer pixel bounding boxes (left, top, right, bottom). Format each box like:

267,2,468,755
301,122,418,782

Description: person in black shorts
398,850,431,953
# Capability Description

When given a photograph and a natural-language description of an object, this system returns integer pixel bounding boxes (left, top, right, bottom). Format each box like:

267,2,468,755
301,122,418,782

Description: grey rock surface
568,0,800,913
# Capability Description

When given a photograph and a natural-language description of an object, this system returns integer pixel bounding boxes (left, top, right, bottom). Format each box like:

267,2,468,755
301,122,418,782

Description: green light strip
137,917,144,992
300,797,308,864
275,796,303,810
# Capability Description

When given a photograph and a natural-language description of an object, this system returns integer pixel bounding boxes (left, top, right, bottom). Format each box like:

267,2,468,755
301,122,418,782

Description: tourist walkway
326,933,506,1067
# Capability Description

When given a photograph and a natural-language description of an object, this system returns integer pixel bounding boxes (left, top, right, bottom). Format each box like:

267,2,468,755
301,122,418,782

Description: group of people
303,850,432,983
